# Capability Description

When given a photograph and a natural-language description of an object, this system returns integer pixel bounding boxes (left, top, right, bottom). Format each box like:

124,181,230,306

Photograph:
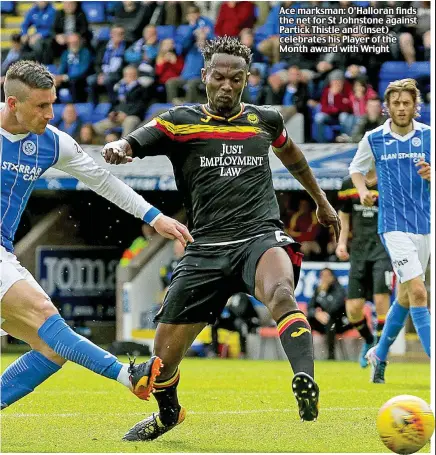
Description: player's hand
360,189,377,207
416,160,431,181
335,243,349,261
153,215,194,247
316,200,341,243
101,139,133,164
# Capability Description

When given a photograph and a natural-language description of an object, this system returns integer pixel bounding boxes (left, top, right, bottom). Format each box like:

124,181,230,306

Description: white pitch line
1,407,379,419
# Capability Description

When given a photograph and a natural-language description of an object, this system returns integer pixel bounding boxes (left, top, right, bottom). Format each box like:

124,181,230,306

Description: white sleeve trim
349,133,374,176
52,127,153,220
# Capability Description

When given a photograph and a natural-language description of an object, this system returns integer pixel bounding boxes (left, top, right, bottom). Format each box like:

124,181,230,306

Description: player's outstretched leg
1,281,162,403
346,298,376,368
254,247,319,422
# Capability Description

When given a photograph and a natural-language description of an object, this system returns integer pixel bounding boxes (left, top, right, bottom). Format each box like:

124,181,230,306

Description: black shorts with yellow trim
154,230,303,325
347,256,393,300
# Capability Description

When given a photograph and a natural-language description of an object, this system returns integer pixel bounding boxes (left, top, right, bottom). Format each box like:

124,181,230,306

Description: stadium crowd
0,0,431,144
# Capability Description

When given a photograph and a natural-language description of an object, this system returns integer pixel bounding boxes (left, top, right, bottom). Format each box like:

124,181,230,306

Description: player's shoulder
159,104,203,124
46,124,75,143
247,104,282,122
365,122,386,140
415,120,431,133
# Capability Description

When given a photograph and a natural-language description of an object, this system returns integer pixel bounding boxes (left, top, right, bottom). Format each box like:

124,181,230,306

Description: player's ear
7,96,18,111
201,68,206,84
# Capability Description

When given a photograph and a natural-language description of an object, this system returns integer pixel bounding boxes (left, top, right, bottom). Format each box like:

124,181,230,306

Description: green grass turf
1,354,432,453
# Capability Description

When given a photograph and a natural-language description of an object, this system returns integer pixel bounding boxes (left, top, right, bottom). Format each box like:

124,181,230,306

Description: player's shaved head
384,78,422,118
4,60,55,101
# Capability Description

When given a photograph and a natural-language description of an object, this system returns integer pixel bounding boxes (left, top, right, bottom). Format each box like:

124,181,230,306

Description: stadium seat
175,25,191,42
156,25,176,41
420,103,430,125
409,61,431,78
47,64,58,75
250,62,268,79
52,104,64,125
269,61,288,75
254,23,268,46
94,26,110,42
91,103,111,123
145,103,174,119
75,103,94,123
58,88,73,103
0,1,14,13
82,2,106,23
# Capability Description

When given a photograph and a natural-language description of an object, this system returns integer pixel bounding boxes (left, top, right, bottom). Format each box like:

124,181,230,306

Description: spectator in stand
20,1,56,63
287,198,321,258
51,1,91,58
336,98,385,143
242,67,266,105
182,4,214,53
398,1,430,63
54,103,82,140
93,65,147,137
1,34,34,78
307,268,352,360
155,38,184,98
214,1,256,37
54,33,93,103
239,28,263,64
166,28,207,104
257,1,296,64
313,70,353,143
125,25,159,86
347,78,377,122
265,65,309,111
113,1,150,44
87,26,127,105
78,123,100,145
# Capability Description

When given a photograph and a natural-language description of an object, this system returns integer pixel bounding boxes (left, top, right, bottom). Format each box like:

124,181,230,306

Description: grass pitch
1,354,432,453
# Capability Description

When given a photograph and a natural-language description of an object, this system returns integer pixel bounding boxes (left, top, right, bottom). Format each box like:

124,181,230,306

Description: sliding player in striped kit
0,61,192,413
349,78,430,383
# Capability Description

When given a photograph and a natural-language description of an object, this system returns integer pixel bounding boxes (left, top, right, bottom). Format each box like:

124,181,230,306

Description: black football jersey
126,103,288,243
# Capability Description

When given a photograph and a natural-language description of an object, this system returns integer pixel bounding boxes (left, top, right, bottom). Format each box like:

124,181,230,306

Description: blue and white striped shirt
1,122,159,253
349,119,430,235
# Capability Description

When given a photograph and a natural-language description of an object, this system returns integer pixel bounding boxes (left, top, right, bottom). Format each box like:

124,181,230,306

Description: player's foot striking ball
128,356,163,400
102,35,341,438
123,407,186,441
359,338,377,368
292,372,319,421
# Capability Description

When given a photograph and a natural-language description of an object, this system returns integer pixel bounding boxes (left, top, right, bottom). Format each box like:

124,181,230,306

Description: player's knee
32,296,59,325
409,283,427,307
346,299,364,320
268,282,297,310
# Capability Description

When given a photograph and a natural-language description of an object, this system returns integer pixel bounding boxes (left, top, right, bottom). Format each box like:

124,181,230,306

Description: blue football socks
38,314,123,380
376,300,409,361
0,350,61,408
410,306,431,357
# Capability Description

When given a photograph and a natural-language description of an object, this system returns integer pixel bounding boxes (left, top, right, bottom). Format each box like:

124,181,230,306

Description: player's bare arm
335,211,350,261
416,160,431,181
350,172,377,206
273,137,341,241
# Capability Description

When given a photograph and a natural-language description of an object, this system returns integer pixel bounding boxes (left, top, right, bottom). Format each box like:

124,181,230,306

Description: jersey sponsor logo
247,113,259,124
291,327,310,338
380,152,425,161
199,144,265,177
412,137,422,147
1,161,43,181
385,139,396,146
353,204,378,217
22,140,36,156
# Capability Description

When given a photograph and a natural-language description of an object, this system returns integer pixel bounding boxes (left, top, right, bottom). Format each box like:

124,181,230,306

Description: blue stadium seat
0,1,14,13
146,103,174,119
175,25,191,42
47,64,58,75
58,89,73,103
82,2,106,23
250,62,268,79
379,61,431,97
74,103,94,123
254,24,268,46
420,103,430,125
409,62,431,78
91,103,111,123
94,26,110,42
269,61,288,75
156,25,176,41
52,104,64,125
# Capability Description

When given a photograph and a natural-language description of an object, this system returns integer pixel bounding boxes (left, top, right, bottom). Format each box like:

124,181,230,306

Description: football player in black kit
102,36,341,441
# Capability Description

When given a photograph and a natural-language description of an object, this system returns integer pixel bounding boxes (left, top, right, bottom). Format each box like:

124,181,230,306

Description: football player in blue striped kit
349,78,431,383
0,61,193,412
